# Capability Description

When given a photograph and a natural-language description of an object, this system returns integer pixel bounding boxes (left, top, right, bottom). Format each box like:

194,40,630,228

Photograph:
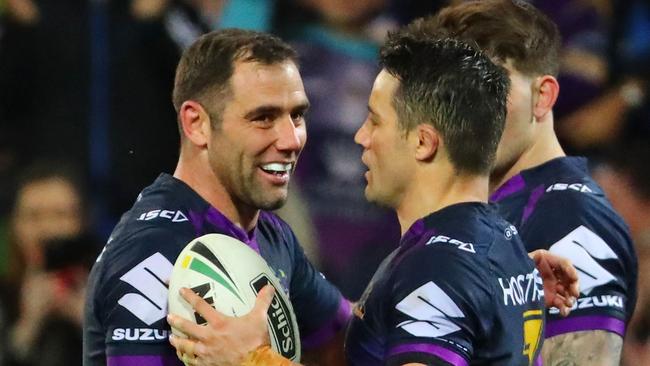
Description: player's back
492,157,637,336
345,202,544,366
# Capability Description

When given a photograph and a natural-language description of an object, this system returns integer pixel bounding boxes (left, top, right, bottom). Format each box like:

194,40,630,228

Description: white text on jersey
549,295,624,314
546,183,593,193
425,235,476,253
498,269,544,306
111,328,169,341
137,209,189,222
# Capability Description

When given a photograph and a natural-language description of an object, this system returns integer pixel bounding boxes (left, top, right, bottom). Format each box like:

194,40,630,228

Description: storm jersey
83,174,350,365
345,203,545,366
491,157,637,338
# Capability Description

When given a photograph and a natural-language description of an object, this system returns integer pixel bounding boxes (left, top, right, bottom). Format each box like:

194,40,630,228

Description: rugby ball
168,234,301,362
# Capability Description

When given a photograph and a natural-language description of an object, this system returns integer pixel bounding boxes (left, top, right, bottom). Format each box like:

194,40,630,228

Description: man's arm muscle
542,330,622,366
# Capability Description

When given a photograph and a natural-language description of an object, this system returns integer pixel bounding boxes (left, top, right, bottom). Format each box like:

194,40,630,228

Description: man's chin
255,194,289,211
364,189,386,207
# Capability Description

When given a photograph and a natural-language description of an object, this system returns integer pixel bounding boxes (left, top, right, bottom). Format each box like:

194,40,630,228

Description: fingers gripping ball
168,234,301,362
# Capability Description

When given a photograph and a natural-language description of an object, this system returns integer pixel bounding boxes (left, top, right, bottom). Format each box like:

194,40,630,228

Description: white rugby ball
168,233,301,362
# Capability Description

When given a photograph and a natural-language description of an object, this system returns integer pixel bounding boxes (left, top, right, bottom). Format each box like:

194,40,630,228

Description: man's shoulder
90,202,197,294
256,211,298,248
395,236,492,294
527,176,629,236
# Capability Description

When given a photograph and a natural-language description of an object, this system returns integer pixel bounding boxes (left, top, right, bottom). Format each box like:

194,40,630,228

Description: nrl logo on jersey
137,209,188,222
425,235,476,253
498,269,544,306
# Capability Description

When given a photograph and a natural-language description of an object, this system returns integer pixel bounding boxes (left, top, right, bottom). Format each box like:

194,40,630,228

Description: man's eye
291,112,305,124
253,115,273,124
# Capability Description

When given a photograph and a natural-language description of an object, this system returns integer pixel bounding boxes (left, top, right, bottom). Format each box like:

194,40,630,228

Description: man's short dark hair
408,0,561,77
380,34,509,175
172,29,298,129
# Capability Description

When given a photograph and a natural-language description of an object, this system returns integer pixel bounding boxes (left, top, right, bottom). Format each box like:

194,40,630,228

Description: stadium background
0,0,649,364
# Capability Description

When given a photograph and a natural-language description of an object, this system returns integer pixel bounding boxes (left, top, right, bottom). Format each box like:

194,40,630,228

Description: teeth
261,163,292,173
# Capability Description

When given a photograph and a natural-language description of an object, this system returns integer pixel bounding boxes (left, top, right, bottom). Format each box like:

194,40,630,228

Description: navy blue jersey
83,174,350,365
345,203,545,366
491,157,637,339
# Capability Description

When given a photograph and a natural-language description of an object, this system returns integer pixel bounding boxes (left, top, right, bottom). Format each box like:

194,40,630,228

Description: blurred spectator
0,0,228,236
29,234,101,366
556,0,649,153
0,161,93,366
593,137,650,366
270,0,402,299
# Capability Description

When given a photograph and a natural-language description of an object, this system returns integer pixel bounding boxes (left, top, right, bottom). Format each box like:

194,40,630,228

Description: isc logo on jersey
546,182,593,193
136,209,188,222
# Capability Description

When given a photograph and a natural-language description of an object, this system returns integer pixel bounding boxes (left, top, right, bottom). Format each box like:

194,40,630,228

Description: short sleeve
521,191,635,338
384,246,491,366
84,227,188,365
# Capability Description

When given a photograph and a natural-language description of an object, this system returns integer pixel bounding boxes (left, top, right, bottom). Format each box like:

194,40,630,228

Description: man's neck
174,150,259,232
490,124,566,194
396,162,489,236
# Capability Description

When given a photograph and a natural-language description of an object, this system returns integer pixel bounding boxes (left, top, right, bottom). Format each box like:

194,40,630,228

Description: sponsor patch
251,275,298,360
549,295,624,314
107,327,170,343
498,269,544,306
396,281,465,338
549,226,617,295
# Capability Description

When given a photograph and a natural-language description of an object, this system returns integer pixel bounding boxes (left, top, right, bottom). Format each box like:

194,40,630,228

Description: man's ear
533,75,559,121
179,101,211,147
414,124,439,162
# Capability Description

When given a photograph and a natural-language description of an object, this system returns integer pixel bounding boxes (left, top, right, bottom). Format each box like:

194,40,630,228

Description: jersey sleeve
384,246,491,366
520,190,636,338
281,222,351,350
84,227,188,366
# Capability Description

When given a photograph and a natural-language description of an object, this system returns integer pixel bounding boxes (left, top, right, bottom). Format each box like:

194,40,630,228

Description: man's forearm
542,330,623,366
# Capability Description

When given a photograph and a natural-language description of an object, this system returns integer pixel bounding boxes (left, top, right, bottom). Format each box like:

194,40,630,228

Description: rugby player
344,34,544,366
82,29,351,366
417,1,638,364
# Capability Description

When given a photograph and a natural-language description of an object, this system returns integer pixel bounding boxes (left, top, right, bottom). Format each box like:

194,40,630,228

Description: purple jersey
83,174,350,365
491,157,638,338
345,203,545,365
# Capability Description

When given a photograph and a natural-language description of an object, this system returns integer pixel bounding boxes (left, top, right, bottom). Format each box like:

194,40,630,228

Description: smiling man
82,29,350,366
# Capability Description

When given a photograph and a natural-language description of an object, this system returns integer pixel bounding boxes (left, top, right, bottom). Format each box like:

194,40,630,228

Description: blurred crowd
0,0,648,365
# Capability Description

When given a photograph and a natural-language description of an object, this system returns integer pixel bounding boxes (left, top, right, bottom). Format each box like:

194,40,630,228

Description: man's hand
167,285,275,366
529,249,580,316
